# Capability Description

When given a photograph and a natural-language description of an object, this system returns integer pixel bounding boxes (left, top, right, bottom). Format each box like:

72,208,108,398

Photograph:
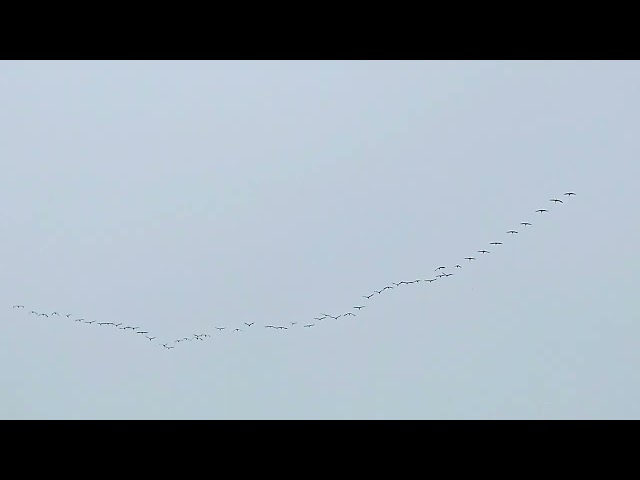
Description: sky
1,60,638,419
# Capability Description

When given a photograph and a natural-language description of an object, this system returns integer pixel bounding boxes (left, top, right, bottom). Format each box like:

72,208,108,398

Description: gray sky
1,60,638,419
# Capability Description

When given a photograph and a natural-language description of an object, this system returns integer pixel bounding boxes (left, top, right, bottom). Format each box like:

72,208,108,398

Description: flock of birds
10,192,576,350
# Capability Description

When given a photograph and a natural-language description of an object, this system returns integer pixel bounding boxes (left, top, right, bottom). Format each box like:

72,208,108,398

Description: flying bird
489,242,502,245
304,324,315,328
343,312,355,317
51,312,59,316
478,250,490,254
363,294,375,299
291,322,298,325
435,266,446,271
455,264,462,268
550,198,563,203
66,314,72,318
353,306,365,310
507,230,518,234
521,222,532,226
425,278,437,283
245,322,254,327
234,328,241,332
13,305,24,309
535,209,548,213
146,336,156,341
564,192,576,196
464,257,475,261
137,331,149,335
215,327,226,331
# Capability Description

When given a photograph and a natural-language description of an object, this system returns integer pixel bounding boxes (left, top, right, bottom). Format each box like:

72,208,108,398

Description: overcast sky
1,60,638,419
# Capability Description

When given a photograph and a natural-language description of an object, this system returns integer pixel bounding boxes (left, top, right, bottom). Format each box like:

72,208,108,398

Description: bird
455,264,462,268
343,312,355,317
363,294,375,299
478,250,490,254
304,324,315,328
85,320,95,324
435,266,446,271
30,311,38,315
40,313,49,317
66,314,72,318
74,318,84,322
276,326,288,330
162,343,169,348
444,273,453,277
464,257,475,261
114,323,123,327
137,331,149,335
215,327,226,331
535,209,548,213
353,306,365,310
313,317,326,321
265,325,275,328
489,242,503,245
564,192,576,196
245,322,254,327
51,312,59,316
521,222,532,226
234,328,241,332
98,322,110,326
291,322,298,325
425,278,437,283
12,305,24,309
437,273,446,278
382,286,394,291
146,336,156,341
507,230,518,234
550,198,563,203
165,346,175,349
193,334,204,340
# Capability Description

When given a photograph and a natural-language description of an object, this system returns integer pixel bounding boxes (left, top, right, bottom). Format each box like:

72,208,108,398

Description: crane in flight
535,209,548,213
304,324,315,328
564,192,576,196
425,278,437,283
363,294,375,299
343,312,355,317
464,257,475,261
521,222,532,226
13,305,24,309
234,328,242,332
435,266,446,271
215,327,226,331
550,198,563,203
489,242,503,245
245,322,254,327
353,306,365,310
478,250,490,254
455,264,462,268
146,336,156,341
507,230,518,234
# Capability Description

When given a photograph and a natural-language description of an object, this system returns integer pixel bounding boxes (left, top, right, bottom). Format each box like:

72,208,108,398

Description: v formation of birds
10,193,576,350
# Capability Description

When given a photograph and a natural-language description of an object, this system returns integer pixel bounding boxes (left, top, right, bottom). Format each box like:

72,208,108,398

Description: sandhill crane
74,318,84,322
478,250,490,254
137,331,149,335
363,294,375,299
215,327,225,331
564,192,576,196
276,326,288,330
30,311,37,315
343,312,355,317
455,264,462,268
437,273,446,278
245,322,254,327
535,209,548,213
444,273,453,277
291,322,298,325
40,313,49,317
85,320,95,324
165,346,175,349
51,312,59,316
304,324,314,328
425,278,437,283
66,314,72,318
382,286,394,291
146,336,156,341
265,325,275,328
234,328,241,332
435,266,446,271
13,305,24,309
98,322,110,326
507,230,518,234
550,198,563,203
489,242,502,245
521,222,532,226
464,257,475,261
354,306,365,310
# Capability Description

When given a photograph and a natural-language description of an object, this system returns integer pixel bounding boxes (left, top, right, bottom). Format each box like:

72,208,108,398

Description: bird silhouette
304,324,315,328
435,266,446,271
550,198,563,203
478,250,490,254
535,209,548,213
521,222,532,226
564,192,576,196
234,328,242,332
245,322,254,327
455,264,462,268
464,257,475,261
425,278,437,283
489,242,502,245
13,305,24,309
353,306,365,310
507,230,518,234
